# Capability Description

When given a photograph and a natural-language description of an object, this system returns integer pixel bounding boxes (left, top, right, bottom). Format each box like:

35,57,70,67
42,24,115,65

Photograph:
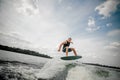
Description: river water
0,50,120,80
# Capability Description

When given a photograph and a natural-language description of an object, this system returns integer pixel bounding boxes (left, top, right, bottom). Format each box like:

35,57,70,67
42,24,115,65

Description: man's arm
70,42,73,44
58,41,66,52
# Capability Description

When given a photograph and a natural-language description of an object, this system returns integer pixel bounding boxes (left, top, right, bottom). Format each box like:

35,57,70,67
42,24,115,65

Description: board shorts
62,48,72,52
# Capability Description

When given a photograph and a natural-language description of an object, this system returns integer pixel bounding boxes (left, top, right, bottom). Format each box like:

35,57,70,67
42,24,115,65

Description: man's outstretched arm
58,43,63,52
58,41,65,52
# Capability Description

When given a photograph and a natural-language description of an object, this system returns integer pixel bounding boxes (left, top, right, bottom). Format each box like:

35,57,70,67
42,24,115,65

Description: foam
66,66,94,80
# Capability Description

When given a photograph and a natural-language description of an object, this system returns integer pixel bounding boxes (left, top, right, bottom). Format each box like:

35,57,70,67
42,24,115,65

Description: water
0,60,41,80
0,50,120,80
66,65,120,80
0,58,120,80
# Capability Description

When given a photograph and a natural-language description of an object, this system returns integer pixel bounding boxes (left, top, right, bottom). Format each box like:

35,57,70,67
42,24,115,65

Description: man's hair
68,37,72,40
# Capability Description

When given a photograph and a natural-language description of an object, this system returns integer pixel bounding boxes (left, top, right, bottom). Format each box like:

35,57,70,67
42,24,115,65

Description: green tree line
0,44,52,59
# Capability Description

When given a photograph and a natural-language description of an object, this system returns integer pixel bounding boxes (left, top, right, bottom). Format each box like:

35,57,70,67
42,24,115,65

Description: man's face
68,38,72,42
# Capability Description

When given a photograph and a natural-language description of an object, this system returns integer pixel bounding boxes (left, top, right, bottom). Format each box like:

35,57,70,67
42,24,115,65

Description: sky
0,0,120,66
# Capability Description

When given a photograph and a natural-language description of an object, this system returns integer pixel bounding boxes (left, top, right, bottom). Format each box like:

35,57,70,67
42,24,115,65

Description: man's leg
66,47,69,56
71,48,77,56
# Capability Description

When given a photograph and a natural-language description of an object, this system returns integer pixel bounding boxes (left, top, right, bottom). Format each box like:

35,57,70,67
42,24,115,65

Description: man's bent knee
71,48,75,50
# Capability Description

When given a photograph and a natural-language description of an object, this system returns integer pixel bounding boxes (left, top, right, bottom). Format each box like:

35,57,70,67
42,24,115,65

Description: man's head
67,37,72,42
